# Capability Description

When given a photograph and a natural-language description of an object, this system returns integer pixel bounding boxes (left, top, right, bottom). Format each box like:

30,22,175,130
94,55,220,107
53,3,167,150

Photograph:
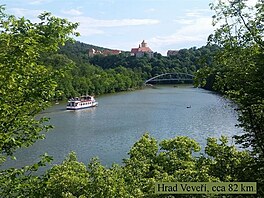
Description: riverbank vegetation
43,37,219,99
195,0,264,195
1,134,254,197
0,0,263,197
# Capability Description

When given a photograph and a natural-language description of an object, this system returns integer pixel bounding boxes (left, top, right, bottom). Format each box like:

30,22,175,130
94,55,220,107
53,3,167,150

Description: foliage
41,152,89,197
40,53,145,99
194,0,264,195
0,153,53,197
1,134,254,197
0,6,78,197
0,4,262,198
87,45,219,77
58,41,109,64
50,43,220,99
0,6,79,160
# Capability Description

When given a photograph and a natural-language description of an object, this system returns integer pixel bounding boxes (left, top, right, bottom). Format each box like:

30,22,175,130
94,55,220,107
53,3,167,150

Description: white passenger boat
66,95,98,110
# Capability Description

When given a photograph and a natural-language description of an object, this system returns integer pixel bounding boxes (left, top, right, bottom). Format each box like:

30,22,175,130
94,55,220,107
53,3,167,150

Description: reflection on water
2,85,242,169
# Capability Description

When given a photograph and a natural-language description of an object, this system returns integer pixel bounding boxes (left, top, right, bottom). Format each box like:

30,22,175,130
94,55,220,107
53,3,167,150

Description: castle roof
131,40,153,54
137,47,152,52
131,48,139,54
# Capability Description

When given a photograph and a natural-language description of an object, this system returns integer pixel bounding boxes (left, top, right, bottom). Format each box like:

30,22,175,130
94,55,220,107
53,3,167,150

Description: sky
0,0,252,55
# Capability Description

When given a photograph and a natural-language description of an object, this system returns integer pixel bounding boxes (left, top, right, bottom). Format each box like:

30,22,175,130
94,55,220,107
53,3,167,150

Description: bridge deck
145,73,194,84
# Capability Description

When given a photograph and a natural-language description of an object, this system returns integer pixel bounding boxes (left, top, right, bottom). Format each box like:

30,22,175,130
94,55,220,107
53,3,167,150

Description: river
3,85,242,168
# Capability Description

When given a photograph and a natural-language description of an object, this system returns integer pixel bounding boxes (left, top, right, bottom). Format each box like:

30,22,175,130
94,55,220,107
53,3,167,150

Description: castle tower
141,40,147,48
131,40,153,58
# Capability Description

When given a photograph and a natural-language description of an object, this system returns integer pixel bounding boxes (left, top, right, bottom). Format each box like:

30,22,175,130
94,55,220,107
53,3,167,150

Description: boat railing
68,96,96,102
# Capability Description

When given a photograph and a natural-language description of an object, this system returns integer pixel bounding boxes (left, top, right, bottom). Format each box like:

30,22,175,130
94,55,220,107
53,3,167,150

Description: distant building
131,40,154,58
88,48,100,57
88,48,121,57
167,50,179,57
101,49,121,56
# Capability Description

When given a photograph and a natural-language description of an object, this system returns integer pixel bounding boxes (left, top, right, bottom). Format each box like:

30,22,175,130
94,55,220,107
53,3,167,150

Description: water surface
3,85,241,168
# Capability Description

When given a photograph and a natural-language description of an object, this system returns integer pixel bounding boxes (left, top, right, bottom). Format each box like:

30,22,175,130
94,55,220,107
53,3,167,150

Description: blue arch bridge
145,73,195,84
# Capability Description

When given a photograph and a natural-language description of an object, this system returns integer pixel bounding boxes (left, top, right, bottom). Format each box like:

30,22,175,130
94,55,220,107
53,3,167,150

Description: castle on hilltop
87,40,154,58
131,40,153,58
88,48,121,57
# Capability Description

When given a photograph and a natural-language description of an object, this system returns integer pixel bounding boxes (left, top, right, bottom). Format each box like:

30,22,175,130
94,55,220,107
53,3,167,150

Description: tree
42,54,77,100
0,6,79,161
195,0,264,194
205,136,254,182
38,134,253,198
42,152,89,197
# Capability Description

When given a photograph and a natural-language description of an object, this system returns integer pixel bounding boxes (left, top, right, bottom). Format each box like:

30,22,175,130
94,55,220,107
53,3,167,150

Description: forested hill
59,40,219,74
2,1,263,196
49,41,220,99
58,41,110,63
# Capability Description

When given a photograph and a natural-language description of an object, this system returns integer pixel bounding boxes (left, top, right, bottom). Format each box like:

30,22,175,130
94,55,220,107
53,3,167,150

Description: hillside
59,41,111,63
59,40,219,73
54,40,220,98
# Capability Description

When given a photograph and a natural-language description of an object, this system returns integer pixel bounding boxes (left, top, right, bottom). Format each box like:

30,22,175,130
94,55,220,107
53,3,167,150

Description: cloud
62,9,83,16
145,8,156,13
173,19,194,25
73,16,160,28
8,8,43,18
77,27,105,36
70,16,159,36
172,8,213,26
27,0,50,5
150,16,213,49
185,8,213,17
147,6,215,52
